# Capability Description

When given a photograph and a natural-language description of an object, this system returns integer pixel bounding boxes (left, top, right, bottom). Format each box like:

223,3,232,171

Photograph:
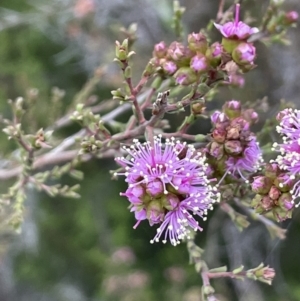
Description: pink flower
214,4,259,40
273,109,300,204
115,136,217,245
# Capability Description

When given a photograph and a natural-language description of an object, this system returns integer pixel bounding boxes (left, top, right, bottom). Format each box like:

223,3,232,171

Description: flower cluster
251,163,294,221
150,5,258,87
115,136,217,246
273,108,300,205
206,100,263,184
214,4,258,72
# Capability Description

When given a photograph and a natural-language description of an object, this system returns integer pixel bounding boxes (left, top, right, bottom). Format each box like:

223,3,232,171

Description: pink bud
190,54,208,72
228,74,245,87
284,11,299,24
167,42,185,61
174,67,197,85
146,179,164,197
188,32,208,53
268,186,281,200
212,128,226,143
153,41,167,58
232,42,256,65
163,61,177,74
252,176,272,194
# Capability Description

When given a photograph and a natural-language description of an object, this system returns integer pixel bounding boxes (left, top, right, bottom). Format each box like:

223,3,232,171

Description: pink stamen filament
235,4,240,26
133,219,142,229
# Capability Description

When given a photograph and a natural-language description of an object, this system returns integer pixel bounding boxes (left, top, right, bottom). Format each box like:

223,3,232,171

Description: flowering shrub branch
0,0,299,298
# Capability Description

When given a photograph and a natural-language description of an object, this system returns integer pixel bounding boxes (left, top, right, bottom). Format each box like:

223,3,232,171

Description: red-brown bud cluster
206,100,261,183
251,163,295,221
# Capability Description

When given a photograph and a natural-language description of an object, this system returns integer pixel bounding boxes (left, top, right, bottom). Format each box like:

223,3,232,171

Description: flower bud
174,67,197,85
232,42,256,66
212,128,226,143
226,127,240,140
147,200,165,225
190,54,208,73
274,173,294,192
162,60,177,74
191,102,206,115
251,176,273,194
273,193,294,222
230,117,250,131
228,74,245,87
205,42,223,67
268,186,281,200
211,111,228,124
278,193,294,211
146,179,164,197
209,141,224,159
260,266,275,285
162,193,180,211
187,32,208,54
265,163,280,179
153,41,167,58
283,11,299,25
133,208,147,221
223,100,241,119
247,264,275,285
261,196,274,211
167,42,185,61
224,140,243,155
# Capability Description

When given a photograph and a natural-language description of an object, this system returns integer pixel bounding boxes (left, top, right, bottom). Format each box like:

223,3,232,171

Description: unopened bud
283,11,299,25
224,140,243,155
187,32,208,54
162,60,177,74
265,163,280,179
167,41,185,61
206,42,223,67
226,127,240,140
153,41,167,58
251,176,273,194
274,173,294,192
232,42,256,66
147,200,165,225
278,192,294,211
209,141,224,159
223,100,241,119
212,128,226,143
268,186,281,200
190,54,208,73
174,67,197,85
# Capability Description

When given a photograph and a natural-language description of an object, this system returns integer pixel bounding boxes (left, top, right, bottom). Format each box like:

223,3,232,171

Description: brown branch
122,62,146,124
0,91,170,180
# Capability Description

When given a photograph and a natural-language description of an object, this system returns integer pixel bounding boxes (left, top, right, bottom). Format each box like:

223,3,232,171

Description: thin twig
216,0,226,21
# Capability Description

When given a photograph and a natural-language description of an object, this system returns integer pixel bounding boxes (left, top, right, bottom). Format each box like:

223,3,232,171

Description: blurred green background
0,0,300,300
